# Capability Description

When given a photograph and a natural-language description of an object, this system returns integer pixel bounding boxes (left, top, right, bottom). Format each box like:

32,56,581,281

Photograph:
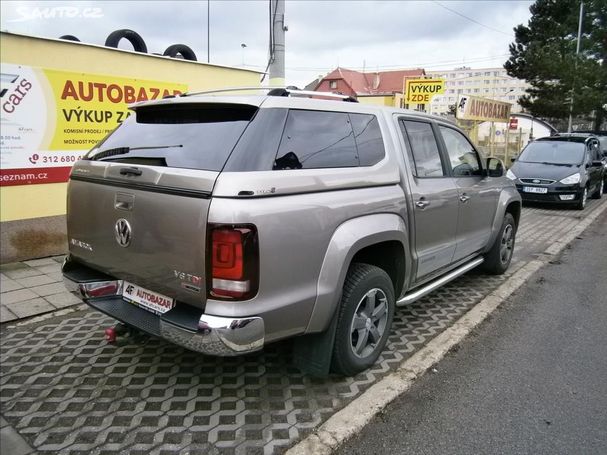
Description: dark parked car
507,135,604,209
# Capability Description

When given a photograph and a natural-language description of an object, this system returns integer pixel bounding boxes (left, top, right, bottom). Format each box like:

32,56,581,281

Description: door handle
415,199,430,209
459,194,470,203
120,167,142,176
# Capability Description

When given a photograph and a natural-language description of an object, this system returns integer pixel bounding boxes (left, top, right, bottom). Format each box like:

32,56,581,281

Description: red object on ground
104,327,117,343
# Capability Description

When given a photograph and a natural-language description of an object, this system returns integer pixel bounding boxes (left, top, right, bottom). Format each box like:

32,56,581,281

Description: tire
592,179,604,199
481,213,516,275
575,186,588,210
105,29,147,53
331,263,395,376
59,35,80,42
163,44,197,61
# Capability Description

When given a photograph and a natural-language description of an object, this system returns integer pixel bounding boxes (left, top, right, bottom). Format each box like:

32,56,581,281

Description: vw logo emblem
115,219,132,247
532,179,541,184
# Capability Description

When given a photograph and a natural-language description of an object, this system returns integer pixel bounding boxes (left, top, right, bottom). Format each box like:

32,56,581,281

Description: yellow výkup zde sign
404,78,445,104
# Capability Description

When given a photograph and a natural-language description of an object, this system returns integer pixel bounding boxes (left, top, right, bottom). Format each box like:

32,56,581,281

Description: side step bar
397,257,484,307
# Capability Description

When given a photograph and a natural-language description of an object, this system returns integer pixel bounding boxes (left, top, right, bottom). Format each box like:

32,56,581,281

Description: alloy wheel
349,288,389,358
500,224,514,265
581,187,587,208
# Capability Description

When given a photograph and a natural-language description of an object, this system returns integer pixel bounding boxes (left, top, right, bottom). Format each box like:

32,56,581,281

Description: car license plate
122,281,175,315
523,186,548,194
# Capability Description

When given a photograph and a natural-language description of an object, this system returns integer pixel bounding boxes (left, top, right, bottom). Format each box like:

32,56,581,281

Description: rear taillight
209,224,259,300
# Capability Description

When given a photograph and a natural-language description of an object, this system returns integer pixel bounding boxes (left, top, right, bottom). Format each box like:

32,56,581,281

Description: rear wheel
331,263,395,376
592,179,604,199
481,213,516,275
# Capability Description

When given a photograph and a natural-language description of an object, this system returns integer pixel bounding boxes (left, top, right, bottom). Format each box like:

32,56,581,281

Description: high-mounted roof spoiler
173,86,358,102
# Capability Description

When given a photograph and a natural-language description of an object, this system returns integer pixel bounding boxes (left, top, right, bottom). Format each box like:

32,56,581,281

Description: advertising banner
455,94,512,123
404,78,445,104
0,63,187,186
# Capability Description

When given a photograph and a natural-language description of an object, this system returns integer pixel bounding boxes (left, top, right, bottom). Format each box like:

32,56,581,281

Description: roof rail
180,86,358,102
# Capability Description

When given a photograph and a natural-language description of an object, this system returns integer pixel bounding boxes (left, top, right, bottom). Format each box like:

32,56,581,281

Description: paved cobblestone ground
1,257,80,324
0,200,605,454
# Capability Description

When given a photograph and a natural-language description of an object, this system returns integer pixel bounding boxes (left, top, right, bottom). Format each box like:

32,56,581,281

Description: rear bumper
62,259,264,356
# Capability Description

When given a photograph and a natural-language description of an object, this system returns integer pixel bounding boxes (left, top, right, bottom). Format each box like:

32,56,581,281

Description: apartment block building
427,67,530,115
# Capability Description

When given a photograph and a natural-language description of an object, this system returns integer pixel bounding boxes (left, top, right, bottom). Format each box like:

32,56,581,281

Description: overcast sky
1,0,534,87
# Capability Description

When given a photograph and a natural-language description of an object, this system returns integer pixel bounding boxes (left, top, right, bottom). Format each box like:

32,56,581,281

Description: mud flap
292,312,339,377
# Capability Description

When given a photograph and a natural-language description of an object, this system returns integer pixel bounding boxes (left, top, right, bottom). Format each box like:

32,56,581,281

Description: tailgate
68,161,215,307
66,102,259,309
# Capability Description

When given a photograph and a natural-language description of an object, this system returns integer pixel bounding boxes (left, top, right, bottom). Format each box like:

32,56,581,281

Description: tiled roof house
311,67,426,98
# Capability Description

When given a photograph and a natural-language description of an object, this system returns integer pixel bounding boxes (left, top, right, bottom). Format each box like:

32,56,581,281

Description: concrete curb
285,201,607,455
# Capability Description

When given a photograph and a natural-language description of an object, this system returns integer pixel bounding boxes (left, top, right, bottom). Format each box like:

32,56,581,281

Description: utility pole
567,1,584,133
268,0,286,86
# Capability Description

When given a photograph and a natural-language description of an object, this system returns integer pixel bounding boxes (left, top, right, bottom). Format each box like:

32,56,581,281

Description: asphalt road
337,210,607,455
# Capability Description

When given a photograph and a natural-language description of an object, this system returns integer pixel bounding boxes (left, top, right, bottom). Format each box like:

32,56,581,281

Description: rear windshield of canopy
87,104,258,171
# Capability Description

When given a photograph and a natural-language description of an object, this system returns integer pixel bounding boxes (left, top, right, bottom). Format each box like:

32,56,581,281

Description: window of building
329,80,337,89
458,81,464,86
508,95,516,100
484,80,491,84
474,88,480,93
401,120,445,178
484,71,491,76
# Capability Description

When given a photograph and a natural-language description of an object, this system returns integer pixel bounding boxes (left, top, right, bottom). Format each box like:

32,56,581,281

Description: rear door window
401,120,446,178
87,104,257,171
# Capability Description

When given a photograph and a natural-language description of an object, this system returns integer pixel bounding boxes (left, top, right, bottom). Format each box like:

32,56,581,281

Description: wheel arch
305,213,410,333
484,188,522,254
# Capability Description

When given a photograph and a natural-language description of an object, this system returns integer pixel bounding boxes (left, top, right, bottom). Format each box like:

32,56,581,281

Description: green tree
505,0,607,130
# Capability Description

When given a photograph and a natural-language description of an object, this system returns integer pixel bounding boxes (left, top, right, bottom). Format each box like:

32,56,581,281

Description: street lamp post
567,1,584,133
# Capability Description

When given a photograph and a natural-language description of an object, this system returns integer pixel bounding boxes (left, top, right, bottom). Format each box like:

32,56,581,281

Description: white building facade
427,67,530,116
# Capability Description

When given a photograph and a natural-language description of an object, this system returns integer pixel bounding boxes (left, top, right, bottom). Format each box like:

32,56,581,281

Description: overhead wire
432,1,512,36
251,53,511,73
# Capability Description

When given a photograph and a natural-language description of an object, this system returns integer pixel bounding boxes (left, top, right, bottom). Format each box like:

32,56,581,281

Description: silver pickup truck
63,87,521,376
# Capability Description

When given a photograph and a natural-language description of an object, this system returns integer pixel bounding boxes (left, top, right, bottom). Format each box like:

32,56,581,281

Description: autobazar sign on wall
0,63,187,186
455,94,512,123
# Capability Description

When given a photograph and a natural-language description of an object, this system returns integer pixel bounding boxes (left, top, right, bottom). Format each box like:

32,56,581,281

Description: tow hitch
104,323,129,343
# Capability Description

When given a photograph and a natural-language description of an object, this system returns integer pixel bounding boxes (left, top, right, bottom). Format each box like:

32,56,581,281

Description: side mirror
591,160,604,167
486,157,505,177
510,156,517,163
